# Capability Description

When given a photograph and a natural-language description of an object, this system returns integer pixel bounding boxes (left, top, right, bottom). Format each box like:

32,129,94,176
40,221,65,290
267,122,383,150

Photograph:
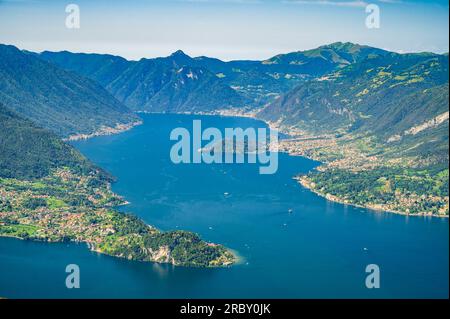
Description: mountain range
0,41,448,216
0,41,447,163
38,42,389,110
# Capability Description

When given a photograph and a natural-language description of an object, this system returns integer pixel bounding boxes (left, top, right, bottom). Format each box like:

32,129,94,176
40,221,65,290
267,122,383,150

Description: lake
0,114,448,298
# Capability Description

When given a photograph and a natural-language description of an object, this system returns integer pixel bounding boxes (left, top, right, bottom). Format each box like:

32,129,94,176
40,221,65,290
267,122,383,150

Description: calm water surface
0,114,448,298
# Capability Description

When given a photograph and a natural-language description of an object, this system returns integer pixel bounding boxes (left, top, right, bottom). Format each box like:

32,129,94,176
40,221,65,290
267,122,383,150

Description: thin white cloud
378,0,403,3
179,0,262,4
284,0,369,7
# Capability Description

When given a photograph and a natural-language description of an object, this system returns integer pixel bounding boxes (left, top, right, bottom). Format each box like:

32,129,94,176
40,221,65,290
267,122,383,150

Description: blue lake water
0,114,448,298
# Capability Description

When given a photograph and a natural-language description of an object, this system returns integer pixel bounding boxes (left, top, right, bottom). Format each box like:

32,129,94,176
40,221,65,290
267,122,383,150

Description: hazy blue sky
0,0,448,60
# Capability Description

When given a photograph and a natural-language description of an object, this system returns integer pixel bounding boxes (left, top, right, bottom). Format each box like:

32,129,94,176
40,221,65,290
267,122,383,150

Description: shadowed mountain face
39,42,389,108
40,50,247,112
0,44,138,137
106,56,247,112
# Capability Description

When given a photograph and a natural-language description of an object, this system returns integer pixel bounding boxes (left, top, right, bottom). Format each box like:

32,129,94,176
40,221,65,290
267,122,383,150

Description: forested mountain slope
0,102,235,266
0,44,139,137
0,103,99,179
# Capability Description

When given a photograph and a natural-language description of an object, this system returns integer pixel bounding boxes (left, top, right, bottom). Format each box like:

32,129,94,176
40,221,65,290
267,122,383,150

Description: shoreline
295,176,449,218
55,115,239,267
0,234,238,268
150,109,448,219
63,120,143,142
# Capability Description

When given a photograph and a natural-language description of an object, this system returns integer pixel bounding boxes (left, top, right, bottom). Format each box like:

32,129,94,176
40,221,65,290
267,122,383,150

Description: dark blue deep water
0,114,448,298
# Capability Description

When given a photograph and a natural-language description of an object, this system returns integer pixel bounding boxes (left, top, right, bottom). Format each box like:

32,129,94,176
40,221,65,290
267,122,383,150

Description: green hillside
0,44,139,137
0,103,99,180
107,55,247,112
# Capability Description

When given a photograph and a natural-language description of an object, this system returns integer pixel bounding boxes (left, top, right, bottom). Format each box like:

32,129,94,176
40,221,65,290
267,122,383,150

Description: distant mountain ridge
38,42,389,108
106,55,246,112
